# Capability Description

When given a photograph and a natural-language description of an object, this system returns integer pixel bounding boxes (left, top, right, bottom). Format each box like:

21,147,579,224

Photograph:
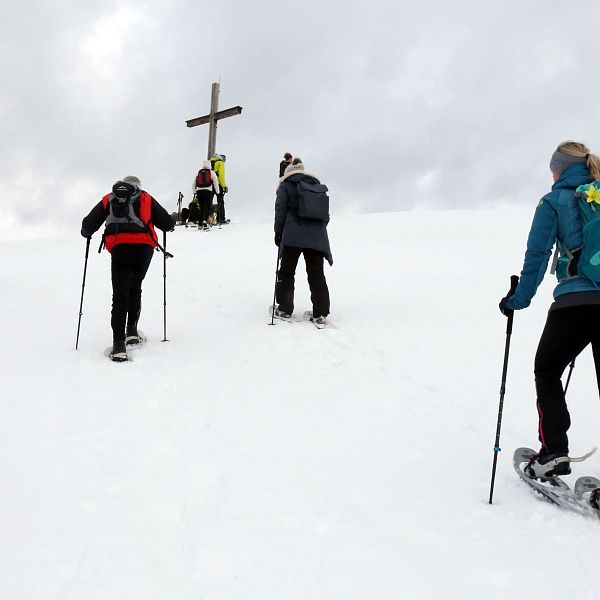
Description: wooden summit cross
185,82,242,159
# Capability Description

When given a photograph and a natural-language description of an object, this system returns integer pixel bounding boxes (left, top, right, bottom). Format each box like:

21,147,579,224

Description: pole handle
505,275,519,334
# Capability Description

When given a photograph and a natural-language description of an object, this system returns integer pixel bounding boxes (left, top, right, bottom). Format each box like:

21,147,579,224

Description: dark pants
188,201,202,223
110,244,154,342
534,305,600,454
216,192,226,223
276,246,330,318
196,189,214,223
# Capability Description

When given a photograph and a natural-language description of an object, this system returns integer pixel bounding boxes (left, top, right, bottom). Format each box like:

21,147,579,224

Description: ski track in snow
1,210,600,599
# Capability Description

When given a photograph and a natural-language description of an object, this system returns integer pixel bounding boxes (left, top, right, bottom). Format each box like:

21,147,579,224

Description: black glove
223,186,228,194
274,232,282,247
499,275,519,317
81,229,91,239
498,296,513,316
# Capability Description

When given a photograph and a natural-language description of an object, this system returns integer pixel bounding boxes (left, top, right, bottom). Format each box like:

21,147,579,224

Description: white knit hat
122,175,141,188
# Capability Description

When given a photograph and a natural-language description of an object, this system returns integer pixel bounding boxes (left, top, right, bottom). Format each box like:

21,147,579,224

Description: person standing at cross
193,160,220,230
279,152,293,178
210,153,229,224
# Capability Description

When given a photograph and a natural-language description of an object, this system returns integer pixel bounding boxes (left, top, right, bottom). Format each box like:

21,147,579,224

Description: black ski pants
216,191,226,223
110,244,154,342
534,304,600,454
276,246,330,318
196,189,214,223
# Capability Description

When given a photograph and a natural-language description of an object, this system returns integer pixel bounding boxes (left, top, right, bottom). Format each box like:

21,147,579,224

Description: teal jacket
507,163,595,310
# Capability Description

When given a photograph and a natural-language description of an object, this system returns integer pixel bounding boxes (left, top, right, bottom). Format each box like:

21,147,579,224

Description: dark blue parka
507,162,595,310
275,172,333,265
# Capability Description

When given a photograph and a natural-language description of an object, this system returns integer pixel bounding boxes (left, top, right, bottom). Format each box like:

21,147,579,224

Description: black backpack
104,181,147,234
294,178,329,222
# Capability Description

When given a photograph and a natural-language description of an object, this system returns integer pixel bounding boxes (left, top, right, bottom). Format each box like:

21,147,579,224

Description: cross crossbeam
186,83,243,159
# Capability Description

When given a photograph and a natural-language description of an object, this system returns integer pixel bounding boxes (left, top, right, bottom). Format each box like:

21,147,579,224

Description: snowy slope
2,210,600,600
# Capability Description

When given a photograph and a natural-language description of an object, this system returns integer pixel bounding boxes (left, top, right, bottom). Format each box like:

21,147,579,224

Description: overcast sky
2,0,600,241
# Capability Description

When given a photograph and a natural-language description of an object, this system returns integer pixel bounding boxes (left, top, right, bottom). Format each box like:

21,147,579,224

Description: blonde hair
556,141,600,180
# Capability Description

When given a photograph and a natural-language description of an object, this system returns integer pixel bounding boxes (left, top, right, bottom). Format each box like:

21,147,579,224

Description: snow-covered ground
2,209,600,599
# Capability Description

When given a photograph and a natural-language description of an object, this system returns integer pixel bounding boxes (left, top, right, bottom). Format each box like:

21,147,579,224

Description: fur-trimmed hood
278,163,320,187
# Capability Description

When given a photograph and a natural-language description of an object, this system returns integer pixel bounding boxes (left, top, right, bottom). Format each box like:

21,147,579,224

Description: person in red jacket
81,175,175,361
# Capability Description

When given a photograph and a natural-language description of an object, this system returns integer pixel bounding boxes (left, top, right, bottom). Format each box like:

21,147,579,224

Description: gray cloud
1,0,600,240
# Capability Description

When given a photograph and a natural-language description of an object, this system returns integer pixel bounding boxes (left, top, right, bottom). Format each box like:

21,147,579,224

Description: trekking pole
269,248,281,326
564,359,576,395
489,274,519,504
75,237,91,350
162,230,169,342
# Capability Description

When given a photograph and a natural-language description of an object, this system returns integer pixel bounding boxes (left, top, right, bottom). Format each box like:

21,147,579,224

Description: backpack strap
549,245,560,275
556,189,572,246
550,189,575,275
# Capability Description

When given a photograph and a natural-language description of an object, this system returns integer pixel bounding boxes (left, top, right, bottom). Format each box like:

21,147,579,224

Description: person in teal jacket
499,140,600,479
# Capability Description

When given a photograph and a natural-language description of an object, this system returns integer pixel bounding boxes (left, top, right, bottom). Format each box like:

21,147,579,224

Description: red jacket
101,191,158,252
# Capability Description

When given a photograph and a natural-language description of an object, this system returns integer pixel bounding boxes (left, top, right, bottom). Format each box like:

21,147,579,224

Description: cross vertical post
207,83,219,159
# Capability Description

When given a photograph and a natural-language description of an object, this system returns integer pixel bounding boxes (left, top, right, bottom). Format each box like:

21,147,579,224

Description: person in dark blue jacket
273,159,332,325
499,141,600,479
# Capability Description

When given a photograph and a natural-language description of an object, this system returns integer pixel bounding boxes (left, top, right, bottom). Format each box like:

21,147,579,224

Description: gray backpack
105,182,147,234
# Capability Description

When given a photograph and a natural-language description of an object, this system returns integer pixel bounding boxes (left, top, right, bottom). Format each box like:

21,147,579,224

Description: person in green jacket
210,154,229,224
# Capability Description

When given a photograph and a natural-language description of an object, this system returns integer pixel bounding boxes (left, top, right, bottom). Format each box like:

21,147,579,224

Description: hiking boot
126,325,140,345
525,452,571,479
311,315,327,326
273,306,292,319
590,488,600,511
111,339,128,362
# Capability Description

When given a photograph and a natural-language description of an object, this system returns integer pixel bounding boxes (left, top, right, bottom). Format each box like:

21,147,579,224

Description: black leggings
216,192,226,223
110,244,154,341
534,304,600,454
